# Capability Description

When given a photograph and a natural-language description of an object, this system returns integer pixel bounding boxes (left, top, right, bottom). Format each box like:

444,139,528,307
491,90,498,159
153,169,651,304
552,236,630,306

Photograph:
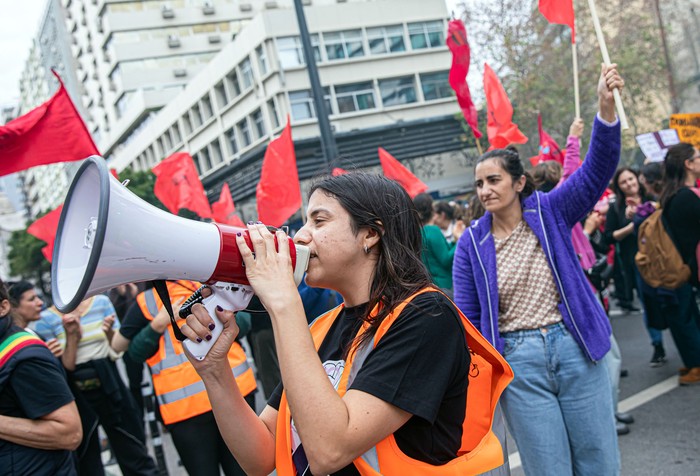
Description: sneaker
679,367,689,376
679,367,700,385
616,422,630,435
650,344,666,367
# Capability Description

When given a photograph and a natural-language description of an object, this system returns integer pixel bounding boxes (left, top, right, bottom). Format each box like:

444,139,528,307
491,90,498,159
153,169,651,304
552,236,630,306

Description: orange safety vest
137,280,257,426
275,288,513,476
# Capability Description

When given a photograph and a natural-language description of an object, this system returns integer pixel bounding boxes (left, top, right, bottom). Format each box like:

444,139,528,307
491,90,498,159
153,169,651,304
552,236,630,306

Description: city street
104,301,699,476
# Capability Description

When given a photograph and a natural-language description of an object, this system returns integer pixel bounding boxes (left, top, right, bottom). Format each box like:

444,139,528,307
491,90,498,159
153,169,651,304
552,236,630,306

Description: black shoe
616,422,630,435
650,344,667,367
616,412,635,424
620,369,629,378
619,301,640,312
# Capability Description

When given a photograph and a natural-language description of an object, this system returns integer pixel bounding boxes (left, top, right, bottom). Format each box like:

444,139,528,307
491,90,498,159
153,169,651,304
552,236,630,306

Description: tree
7,218,52,298
121,169,200,220
458,0,670,164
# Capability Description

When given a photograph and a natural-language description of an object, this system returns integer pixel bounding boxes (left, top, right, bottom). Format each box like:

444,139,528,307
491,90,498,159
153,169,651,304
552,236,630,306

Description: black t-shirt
0,346,76,475
268,292,469,475
664,187,700,283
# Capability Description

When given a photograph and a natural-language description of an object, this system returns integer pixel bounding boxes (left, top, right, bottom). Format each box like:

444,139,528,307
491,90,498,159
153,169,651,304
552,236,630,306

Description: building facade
108,0,477,220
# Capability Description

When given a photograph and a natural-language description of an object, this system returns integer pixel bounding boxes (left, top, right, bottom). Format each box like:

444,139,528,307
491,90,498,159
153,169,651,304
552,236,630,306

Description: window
251,108,265,138
190,105,203,128
335,82,376,113
277,35,321,68
171,123,182,144
289,88,333,120
156,137,165,156
240,58,254,89
367,25,405,54
256,44,268,75
420,71,452,100
197,148,212,172
324,30,364,61
408,21,444,49
214,81,228,109
201,95,213,120
227,70,241,98
226,127,239,155
379,76,417,107
238,118,251,147
161,130,172,152
182,112,193,135
210,139,223,166
268,98,280,129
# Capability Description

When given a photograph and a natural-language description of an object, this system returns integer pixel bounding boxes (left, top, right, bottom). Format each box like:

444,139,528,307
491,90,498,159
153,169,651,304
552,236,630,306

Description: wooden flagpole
587,0,629,129
475,137,484,155
572,41,581,119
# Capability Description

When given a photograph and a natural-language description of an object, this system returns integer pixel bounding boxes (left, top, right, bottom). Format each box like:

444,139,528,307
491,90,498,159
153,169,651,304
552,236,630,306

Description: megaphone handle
181,284,254,361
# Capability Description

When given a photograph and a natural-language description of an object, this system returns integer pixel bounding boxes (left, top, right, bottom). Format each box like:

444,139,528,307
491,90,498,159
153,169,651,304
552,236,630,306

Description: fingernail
215,305,223,312
247,221,254,225
196,337,203,343
205,334,212,341
256,221,262,224
236,232,242,237
208,323,216,331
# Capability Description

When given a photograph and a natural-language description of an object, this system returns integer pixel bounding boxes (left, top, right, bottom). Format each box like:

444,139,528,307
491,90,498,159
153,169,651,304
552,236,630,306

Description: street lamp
292,0,339,172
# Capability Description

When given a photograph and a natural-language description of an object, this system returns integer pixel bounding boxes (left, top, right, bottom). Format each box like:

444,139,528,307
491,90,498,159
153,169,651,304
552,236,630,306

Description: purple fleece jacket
453,116,621,361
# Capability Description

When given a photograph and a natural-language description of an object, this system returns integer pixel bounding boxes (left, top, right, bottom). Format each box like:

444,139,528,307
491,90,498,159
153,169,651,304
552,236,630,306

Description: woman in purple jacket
453,65,624,476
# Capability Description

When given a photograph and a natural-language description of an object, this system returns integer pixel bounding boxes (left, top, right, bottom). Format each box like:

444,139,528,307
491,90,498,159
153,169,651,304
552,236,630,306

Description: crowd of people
1,63,699,476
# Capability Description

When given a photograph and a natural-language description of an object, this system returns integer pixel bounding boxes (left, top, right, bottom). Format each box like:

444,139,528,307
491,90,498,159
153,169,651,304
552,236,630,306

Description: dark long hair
661,143,696,208
413,193,434,225
476,147,536,200
309,173,433,354
0,278,12,337
611,167,647,212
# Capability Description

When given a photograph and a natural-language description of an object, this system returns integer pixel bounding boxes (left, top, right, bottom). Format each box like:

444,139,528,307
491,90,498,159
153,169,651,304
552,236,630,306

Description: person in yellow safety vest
111,280,256,476
180,173,514,476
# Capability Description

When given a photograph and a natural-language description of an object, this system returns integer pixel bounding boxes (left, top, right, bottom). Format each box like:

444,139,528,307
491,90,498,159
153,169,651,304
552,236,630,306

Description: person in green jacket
413,193,465,295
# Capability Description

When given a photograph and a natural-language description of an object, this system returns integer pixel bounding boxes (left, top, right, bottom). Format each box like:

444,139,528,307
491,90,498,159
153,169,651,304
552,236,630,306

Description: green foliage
458,0,671,165
119,169,167,211
7,217,51,296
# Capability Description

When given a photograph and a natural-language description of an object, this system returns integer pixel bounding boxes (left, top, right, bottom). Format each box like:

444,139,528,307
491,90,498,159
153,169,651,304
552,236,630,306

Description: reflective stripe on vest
137,283,256,425
143,291,189,376
275,287,514,476
157,359,252,405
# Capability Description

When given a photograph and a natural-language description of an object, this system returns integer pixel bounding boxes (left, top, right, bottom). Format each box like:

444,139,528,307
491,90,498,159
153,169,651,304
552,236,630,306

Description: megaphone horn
52,156,309,314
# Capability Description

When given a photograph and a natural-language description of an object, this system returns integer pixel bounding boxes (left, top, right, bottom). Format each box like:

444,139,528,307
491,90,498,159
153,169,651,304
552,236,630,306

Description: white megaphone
52,156,309,360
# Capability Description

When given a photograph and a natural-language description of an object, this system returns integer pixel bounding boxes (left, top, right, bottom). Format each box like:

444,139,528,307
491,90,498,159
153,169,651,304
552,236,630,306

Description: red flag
27,205,63,262
539,0,576,43
152,152,212,218
256,118,301,227
0,72,99,177
447,20,482,139
331,167,347,176
110,168,119,180
483,63,528,150
378,147,428,198
212,182,245,226
529,114,564,166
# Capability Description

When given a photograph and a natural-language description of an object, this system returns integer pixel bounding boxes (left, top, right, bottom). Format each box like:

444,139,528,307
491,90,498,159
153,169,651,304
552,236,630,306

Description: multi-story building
18,0,83,218
109,0,477,220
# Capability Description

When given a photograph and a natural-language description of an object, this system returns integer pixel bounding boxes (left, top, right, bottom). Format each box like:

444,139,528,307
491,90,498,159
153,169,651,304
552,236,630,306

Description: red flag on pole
152,152,212,218
378,147,428,198
27,205,63,262
483,63,528,150
539,0,576,43
529,114,564,167
0,72,99,177
256,117,301,227
447,19,482,139
212,182,245,226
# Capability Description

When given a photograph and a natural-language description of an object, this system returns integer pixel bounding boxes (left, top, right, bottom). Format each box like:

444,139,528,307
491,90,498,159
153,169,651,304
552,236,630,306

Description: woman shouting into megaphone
180,173,512,476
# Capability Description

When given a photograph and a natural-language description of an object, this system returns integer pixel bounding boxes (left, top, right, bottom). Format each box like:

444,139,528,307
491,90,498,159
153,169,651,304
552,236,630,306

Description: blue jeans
603,335,622,410
500,323,619,476
634,266,663,346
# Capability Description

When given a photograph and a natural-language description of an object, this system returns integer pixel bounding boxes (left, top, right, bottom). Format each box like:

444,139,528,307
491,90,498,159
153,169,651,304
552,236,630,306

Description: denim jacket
453,116,621,361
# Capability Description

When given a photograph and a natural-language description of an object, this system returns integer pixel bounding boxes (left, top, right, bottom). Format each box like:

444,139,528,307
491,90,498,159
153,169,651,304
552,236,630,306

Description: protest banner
670,113,700,148
635,129,680,162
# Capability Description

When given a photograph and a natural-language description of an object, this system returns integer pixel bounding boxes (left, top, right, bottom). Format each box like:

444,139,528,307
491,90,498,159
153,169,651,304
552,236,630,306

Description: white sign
635,129,681,162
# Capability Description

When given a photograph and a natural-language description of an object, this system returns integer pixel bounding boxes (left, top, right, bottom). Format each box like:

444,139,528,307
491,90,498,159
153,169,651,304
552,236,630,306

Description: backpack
635,209,690,289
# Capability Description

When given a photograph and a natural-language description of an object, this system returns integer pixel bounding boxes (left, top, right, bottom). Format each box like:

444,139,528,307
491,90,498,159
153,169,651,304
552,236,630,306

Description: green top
420,224,456,289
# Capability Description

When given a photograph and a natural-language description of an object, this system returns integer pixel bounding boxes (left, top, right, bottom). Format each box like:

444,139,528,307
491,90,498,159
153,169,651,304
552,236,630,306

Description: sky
0,0,463,110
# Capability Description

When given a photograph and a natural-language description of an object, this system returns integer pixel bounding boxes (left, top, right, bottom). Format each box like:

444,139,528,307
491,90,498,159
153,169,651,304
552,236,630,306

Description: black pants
79,373,158,476
167,395,255,476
